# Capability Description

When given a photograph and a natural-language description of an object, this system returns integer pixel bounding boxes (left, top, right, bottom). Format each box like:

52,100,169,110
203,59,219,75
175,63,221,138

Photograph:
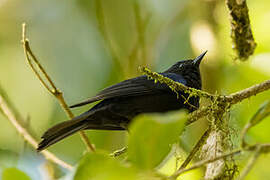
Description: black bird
37,51,207,151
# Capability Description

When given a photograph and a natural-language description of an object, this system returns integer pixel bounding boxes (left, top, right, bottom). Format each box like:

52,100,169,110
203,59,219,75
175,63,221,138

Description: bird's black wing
70,73,186,108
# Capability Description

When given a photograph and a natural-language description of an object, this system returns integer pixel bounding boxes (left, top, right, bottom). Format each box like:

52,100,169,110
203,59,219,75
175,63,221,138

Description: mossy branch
0,93,73,170
186,79,270,124
170,148,241,179
140,67,216,100
141,67,270,122
226,0,256,60
21,23,95,152
141,67,270,179
170,125,270,180
170,142,270,179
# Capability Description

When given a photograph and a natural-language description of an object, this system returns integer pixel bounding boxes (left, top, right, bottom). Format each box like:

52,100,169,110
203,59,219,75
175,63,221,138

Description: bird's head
163,51,207,88
164,51,207,74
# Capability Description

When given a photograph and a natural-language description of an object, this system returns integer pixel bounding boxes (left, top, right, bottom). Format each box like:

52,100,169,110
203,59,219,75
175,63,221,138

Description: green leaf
74,152,140,180
128,111,187,169
249,100,270,126
2,168,31,180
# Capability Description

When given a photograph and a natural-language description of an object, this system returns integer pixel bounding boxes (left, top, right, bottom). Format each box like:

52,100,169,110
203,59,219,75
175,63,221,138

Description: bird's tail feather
37,118,88,151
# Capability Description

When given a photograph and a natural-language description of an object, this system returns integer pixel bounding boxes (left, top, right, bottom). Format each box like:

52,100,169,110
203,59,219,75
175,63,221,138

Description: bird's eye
178,64,183,69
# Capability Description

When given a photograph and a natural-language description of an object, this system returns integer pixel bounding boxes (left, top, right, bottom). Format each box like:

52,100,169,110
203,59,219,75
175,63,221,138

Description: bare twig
21,23,95,152
110,147,128,157
227,80,270,104
0,94,73,170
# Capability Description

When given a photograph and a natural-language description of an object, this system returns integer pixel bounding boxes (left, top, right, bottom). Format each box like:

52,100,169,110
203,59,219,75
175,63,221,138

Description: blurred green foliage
128,111,187,169
74,153,141,180
2,168,31,180
0,0,270,179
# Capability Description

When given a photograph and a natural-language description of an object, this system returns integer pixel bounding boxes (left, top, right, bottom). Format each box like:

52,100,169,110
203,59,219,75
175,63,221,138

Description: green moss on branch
226,0,257,60
140,67,215,100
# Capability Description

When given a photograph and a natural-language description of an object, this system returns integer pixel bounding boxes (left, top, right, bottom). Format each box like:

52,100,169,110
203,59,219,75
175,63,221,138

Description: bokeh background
1,0,270,179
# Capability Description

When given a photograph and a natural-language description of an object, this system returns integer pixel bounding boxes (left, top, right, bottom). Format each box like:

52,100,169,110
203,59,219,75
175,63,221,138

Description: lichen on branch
226,0,257,60
140,66,215,100
141,66,270,179
141,66,270,117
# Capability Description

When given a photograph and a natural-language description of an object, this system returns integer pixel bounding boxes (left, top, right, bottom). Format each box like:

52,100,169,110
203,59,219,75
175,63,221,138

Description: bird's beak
193,51,207,66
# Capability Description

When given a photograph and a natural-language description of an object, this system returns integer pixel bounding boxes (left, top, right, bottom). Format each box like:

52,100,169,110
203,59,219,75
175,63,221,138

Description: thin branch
226,80,270,104
237,146,261,180
170,142,270,179
21,23,95,152
189,80,270,124
170,149,242,179
177,128,211,171
22,25,57,95
240,122,251,148
0,94,73,170
110,147,128,157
